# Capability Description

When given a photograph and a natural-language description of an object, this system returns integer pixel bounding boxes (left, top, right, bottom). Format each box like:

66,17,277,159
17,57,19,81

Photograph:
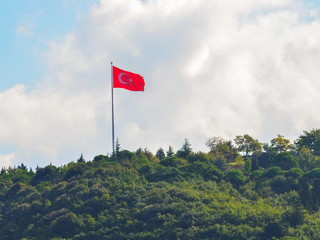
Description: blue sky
1,0,320,168
0,0,98,90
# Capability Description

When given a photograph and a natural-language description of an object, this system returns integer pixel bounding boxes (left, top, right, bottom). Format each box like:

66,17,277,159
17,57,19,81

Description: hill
1,131,320,239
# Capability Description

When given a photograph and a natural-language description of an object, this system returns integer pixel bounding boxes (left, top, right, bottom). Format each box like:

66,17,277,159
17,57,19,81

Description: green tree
226,169,246,188
206,137,231,155
298,146,319,171
244,157,252,174
176,139,192,158
160,156,187,167
285,168,303,178
270,134,293,153
282,206,306,227
312,178,320,211
295,129,320,156
213,155,228,172
264,166,282,178
31,165,58,185
167,145,175,157
270,175,289,194
234,134,262,156
156,148,166,160
115,138,122,160
77,153,85,163
273,152,298,170
299,177,313,210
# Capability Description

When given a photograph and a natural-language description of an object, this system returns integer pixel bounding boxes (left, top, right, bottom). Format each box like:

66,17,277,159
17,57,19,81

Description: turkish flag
113,66,145,91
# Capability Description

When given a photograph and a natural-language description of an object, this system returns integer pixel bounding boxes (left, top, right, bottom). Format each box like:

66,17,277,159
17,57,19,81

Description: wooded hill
2,129,320,239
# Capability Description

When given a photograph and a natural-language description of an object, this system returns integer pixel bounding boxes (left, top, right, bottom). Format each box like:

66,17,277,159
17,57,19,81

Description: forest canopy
1,129,320,239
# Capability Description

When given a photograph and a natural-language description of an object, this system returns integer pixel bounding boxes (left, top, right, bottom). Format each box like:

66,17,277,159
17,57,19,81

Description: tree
167,145,175,157
213,155,228,172
312,178,320,211
31,165,57,185
77,153,85,163
295,129,320,156
226,169,246,188
187,152,210,163
270,134,293,153
270,175,289,194
273,152,298,170
156,148,166,160
17,163,27,171
244,157,252,174
298,146,320,171
115,138,122,160
160,156,187,167
176,139,192,158
234,134,262,156
206,137,231,155
282,206,306,227
264,166,282,178
285,168,303,178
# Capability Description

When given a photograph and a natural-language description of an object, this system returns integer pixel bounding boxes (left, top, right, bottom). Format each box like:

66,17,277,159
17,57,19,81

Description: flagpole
111,61,115,155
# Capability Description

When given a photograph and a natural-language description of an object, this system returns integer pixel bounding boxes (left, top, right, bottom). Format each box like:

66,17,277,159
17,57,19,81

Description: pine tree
156,148,166,160
167,145,175,157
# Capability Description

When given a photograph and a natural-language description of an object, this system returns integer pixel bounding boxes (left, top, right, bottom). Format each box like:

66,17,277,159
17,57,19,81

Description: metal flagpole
111,61,115,155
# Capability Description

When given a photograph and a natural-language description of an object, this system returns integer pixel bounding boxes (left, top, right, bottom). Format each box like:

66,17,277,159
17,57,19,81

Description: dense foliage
2,129,320,239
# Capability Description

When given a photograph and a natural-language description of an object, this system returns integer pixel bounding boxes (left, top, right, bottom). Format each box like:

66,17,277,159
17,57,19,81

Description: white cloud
2,0,320,167
0,153,15,169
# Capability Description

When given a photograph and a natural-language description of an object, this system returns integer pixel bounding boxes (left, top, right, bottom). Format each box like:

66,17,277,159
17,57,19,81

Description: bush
264,166,282,178
270,176,289,194
273,152,298,170
285,168,303,178
226,169,246,187
160,156,187,167
305,168,320,179
250,170,264,180
180,161,223,181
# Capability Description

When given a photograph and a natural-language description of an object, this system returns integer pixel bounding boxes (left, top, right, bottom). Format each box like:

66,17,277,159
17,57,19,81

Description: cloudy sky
1,0,320,168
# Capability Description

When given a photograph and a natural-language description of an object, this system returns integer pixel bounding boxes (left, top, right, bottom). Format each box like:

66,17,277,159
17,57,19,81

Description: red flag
113,66,145,91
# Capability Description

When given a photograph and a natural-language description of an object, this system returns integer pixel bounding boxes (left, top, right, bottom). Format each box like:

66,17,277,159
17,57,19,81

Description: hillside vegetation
2,130,320,239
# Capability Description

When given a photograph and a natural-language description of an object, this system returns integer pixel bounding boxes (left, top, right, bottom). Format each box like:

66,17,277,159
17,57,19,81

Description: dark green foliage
312,178,320,211
257,152,273,169
92,154,109,163
155,147,166,160
213,155,228,172
244,157,251,174
299,177,313,210
282,206,306,227
121,149,135,160
305,168,320,179
31,164,58,185
264,166,282,178
2,130,320,239
295,129,320,156
226,169,246,188
160,156,187,167
270,176,289,194
176,138,192,158
64,163,89,180
263,222,284,239
166,145,175,157
180,161,223,181
285,168,303,178
250,170,264,180
77,153,85,163
273,152,298,170
186,151,210,163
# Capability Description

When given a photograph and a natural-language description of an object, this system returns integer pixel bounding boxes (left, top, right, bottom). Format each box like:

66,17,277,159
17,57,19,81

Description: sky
1,0,320,169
